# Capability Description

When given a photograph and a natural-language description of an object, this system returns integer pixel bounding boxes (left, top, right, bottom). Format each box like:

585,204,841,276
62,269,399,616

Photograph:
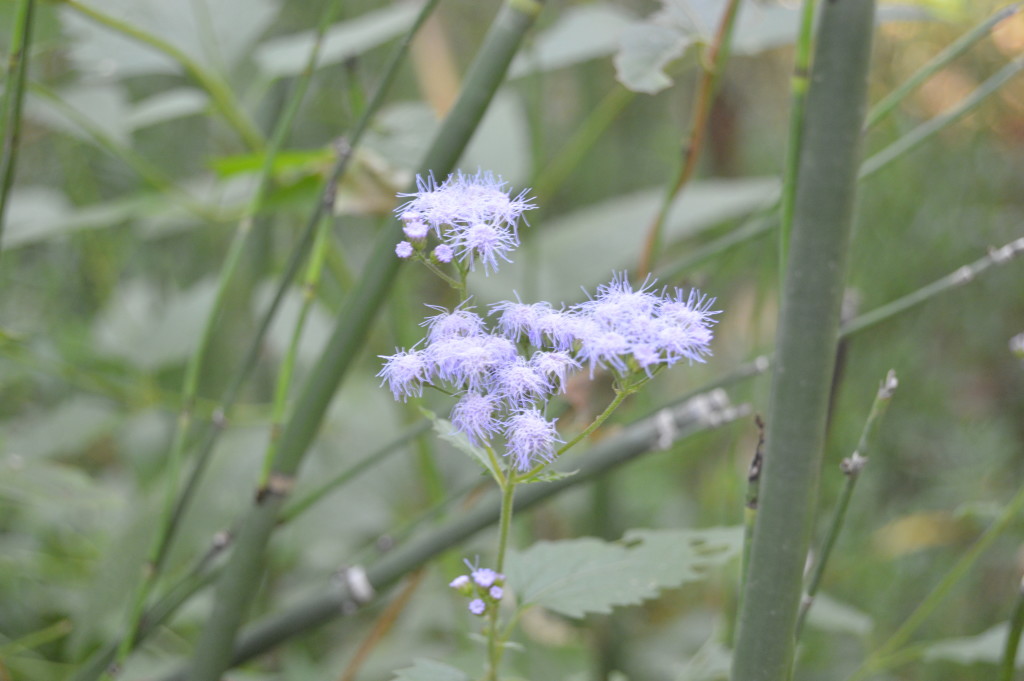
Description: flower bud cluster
450,562,506,617
378,275,718,472
393,170,535,274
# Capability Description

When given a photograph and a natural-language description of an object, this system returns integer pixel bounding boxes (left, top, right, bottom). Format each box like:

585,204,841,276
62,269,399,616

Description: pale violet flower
377,348,430,401
395,241,413,259
505,409,561,472
451,392,501,446
393,170,534,273
468,599,486,616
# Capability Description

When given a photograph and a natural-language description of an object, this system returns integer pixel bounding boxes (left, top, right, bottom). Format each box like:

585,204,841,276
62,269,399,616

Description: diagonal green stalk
64,0,264,150
795,370,898,639
0,0,35,253
777,0,816,274
731,1,876,680
865,3,1021,130
861,57,1024,181
187,3,544,679
154,390,744,681
637,0,743,277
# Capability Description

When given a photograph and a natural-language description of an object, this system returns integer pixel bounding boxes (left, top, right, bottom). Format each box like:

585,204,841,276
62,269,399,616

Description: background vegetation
1,0,1023,679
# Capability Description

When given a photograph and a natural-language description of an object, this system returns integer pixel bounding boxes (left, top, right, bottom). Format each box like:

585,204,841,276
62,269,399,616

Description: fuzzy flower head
393,170,534,273
377,348,430,401
504,408,562,472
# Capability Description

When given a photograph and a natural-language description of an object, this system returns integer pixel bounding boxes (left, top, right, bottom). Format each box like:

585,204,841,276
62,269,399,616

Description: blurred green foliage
1,0,1023,680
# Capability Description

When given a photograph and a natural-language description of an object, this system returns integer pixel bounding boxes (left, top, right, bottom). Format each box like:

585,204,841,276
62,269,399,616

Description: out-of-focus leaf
805,593,873,637
614,1,934,93
0,454,115,511
125,88,208,130
255,3,421,79
3,396,119,460
477,177,778,304
614,23,690,94
27,83,132,145
210,149,333,179
872,510,969,557
61,0,276,78
91,278,217,370
922,623,1024,666
506,527,741,619
509,4,637,78
677,639,732,681
463,91,530,185
391,658,470,681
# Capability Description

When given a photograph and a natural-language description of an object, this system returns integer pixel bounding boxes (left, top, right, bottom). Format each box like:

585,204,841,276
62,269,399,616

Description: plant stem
1000,577,1024,681
486,479,518,681
731,1,876,679
0,0,35,254
777,0,816,275
795,370,898,639
637,0,743,277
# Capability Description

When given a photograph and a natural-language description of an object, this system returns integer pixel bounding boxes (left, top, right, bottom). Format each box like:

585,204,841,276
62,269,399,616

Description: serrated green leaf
391,658,469,681
420,408,503,482
506,527,742,619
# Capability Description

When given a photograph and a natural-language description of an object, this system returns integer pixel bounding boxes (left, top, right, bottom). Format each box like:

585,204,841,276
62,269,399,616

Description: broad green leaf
61,0,276,77
210,149,334,179
805,593,873,637
614,22,690,94
506,527,742,618
922,623,1023,666
3,396,119,460
509,4,637,78
614,2,934,94
125,88,208,130
391,658,470,681
27,83,132,145
421,408,503,483
92,278,217,370
463,92,531,186
255,3,421,79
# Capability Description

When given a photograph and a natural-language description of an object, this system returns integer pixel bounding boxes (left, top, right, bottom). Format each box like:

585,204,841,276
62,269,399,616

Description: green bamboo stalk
777,0,816,274
861,57,1024,181
154,390,746,681
731,1,876,679
0,0,35,252
637,0,743,277
794,370,898,639
187,3,544,679
865,3,1021,130
64,0,263,150
1000,576,1024,681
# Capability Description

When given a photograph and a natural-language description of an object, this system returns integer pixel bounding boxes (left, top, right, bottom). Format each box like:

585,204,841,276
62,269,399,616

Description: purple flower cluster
450,560,506,617
393,170,535,274
378,274,718,472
